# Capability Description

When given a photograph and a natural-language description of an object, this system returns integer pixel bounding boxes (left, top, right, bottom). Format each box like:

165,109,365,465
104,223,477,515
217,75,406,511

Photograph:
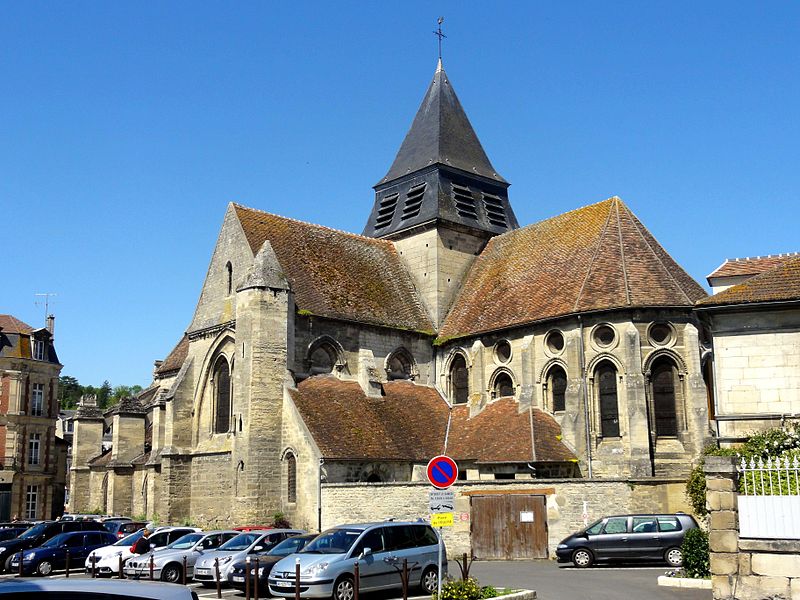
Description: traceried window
596,362,620,437
32,340,45,361
286,452,297,503
652,357,678,436
492,372,515,398
28,434,41,465
309,341,339,375
386,348,415,380
25,485,39,519
548,366,567,412
31,383,44,417
213,357,231,434
449,354,469,405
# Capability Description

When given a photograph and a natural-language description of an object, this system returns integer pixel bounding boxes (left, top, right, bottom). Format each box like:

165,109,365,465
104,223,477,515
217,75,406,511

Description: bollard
119,554,124,579
18,551,23,577
149,554,154,581
253,557,259,600
91,554,97,578
182,556,187,585
65,550,70,578
354,561,360,600
401,558,408,600
215,557,222,599
294,558,301,600
246,556,251,600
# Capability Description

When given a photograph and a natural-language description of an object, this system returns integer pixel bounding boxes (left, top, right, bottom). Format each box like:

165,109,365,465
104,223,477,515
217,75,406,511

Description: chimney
153,360,164,378
46,314,55,335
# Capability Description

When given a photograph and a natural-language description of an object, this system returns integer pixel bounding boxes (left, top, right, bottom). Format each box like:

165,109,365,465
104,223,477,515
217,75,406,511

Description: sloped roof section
378,61,505,185
440,197,707,338
234,205,433,331
0,315,33,335
698,255,800,307
288,377,574,463
707,253,800,280
156,335,189,375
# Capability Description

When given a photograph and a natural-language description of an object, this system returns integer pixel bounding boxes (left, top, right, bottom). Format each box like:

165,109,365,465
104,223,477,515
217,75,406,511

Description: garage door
471,494,548,559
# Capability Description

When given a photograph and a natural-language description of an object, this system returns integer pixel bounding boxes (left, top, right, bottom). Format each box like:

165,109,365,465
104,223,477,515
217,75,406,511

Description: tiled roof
707,253,800,279
0,315,33,334
136,385,161,408
88,450,112,467
288,377,575,464
697,255,800,307
156,335,189,375
440,197,707,339
233,205,433,332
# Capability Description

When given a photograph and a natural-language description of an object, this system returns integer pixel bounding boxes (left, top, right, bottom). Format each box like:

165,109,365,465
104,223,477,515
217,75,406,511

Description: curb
657,575,711,589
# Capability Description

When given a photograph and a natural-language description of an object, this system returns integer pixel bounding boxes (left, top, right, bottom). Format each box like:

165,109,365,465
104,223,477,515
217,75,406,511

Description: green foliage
58,375,144,410
434,577,482,600
480,585,498,599
271,511,292,528
681,528,710,578
133,513,148,522
180,518,196,527
97,380,112,409
150,513,161,526
89,507,105,515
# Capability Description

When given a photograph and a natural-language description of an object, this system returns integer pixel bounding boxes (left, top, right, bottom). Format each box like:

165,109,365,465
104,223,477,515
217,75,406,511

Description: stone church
69,60,712,531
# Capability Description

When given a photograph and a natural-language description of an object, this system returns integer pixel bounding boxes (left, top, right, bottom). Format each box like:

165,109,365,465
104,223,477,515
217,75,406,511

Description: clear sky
3,2,799,387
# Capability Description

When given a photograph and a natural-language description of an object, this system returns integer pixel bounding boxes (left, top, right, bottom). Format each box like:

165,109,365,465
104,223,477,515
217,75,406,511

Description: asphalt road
0,559,712,600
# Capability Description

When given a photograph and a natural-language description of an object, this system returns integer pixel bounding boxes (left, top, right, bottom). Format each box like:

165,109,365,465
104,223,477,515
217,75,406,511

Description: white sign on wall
519,511,534,523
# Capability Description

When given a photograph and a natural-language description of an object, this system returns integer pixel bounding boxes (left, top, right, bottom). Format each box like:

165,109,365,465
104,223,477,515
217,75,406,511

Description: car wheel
3,555,15,573
161,563,182,583
37,560,53,576
332,575,355,600
665,547,683,567
420,567,438,594
572,548,594,568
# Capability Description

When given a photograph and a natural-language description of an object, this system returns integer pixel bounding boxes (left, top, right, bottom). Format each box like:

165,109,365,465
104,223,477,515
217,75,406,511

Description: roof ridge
728,252,800,262
699,254,800,306
615,199,632,306
573,199,616,312
621,202,693,304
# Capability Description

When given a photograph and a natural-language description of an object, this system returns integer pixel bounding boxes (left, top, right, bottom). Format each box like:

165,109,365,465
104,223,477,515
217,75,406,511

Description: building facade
0,314,64,520
69,61,713,536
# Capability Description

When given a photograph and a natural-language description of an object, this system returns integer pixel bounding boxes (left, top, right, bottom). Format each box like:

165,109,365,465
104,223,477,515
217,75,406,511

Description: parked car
87,526,200,576
233,525,273,532
0,528,29,543
0,520,107,572
229,533,317,594
10,530,117,576
555,513,699,568
103,520,148,539
0,578,200,599
194,528,304,587
124,531,238,583
58,514,105,522
268,522,444,600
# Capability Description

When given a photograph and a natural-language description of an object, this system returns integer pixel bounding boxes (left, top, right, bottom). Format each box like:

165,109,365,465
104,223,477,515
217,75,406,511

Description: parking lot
0,559,711,600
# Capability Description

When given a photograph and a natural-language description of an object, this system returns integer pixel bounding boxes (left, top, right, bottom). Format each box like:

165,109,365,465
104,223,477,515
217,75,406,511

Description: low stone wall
705,455,800,600
322,477,689,557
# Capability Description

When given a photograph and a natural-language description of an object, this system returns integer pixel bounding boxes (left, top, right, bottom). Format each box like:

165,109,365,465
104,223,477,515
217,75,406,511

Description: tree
58,375,82,409
97,380,112,409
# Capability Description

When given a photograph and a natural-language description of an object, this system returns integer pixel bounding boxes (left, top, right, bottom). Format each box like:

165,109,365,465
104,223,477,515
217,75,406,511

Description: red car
233,525,272,532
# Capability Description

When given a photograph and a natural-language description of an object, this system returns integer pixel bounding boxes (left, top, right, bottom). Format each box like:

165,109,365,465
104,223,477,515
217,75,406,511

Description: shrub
480,585,498,599
271,511,292,528
681,528,710,578
434,577,482,600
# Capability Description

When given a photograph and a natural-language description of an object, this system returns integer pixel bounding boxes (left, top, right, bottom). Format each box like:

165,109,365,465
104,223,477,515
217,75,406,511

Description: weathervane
433,17,446,61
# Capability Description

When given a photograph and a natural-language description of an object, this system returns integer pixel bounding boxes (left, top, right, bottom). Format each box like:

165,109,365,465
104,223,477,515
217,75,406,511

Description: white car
85,526,199,576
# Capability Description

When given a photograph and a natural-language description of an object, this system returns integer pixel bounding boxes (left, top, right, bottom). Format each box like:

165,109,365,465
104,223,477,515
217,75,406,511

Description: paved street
0,559,711,600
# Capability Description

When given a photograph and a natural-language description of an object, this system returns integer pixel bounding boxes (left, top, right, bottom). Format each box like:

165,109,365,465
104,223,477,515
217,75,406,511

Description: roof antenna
433,17,446,69
34,293,57,326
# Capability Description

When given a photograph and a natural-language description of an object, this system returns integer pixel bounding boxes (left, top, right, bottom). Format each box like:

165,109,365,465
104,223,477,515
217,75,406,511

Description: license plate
233,575,244,582
196,568,210,575
273,579,291,586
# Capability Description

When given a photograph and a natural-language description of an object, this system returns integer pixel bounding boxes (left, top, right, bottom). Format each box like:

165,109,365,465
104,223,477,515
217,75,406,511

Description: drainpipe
578,316,593,478
318,458,324,532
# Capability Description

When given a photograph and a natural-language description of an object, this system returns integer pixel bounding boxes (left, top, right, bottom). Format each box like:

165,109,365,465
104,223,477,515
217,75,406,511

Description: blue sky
3,2,799,387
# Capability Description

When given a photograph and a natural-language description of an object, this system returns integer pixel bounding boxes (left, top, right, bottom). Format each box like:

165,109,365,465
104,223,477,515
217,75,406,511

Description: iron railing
739,456,800,496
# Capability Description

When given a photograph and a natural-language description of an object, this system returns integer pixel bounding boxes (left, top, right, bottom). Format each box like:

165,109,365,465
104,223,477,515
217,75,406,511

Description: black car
228,533,316,593
102,521,147,540
0,520,107,572
555,513,698,568
10,530,117,576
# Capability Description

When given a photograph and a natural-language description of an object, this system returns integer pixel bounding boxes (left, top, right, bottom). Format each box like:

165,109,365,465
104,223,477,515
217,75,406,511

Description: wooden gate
471,494,548,559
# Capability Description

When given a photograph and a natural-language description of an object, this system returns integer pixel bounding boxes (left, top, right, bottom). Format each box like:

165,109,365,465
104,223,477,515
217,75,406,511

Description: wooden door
471,495,548,559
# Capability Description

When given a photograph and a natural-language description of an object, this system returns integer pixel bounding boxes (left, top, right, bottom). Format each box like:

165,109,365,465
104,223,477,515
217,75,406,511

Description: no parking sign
426,455,458,489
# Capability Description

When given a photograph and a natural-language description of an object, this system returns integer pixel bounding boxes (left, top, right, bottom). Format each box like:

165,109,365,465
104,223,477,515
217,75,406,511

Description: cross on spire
433,17,446,62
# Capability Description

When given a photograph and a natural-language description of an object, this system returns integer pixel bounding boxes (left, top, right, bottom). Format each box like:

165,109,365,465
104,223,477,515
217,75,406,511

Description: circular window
545,330,565,354
593,325,616,348
494,340,512,364
649,322,673,346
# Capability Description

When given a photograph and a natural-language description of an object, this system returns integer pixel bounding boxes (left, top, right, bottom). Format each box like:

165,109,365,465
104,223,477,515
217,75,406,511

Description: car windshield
583,519,604,535
102,523,118,532
269,536,310,556
166,533,203,550
41,533,69,548
114,530,145,546
219,533,260,551
18,523,50,540
301,529,361,554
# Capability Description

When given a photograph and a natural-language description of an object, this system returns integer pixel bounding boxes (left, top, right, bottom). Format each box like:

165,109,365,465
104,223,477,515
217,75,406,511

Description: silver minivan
268,522,444,600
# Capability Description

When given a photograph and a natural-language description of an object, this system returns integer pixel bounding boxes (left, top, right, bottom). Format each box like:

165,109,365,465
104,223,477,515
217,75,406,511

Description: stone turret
67,395,104,512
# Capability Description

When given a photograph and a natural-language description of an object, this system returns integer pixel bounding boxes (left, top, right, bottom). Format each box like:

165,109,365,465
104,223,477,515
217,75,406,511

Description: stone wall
321,478,690,556
705,455,800,600
189,452,233,528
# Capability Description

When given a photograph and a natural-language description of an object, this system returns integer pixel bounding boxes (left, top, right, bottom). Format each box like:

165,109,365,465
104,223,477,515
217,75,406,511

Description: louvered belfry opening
374,192,399,231
401,182,426,221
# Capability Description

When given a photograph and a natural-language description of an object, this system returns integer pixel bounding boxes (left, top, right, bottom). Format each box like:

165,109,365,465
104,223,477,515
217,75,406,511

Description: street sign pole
437,527,442,600
425,456,457,600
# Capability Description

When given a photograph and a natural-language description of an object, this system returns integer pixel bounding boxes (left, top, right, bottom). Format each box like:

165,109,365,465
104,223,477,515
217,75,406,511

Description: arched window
386,348,415,380
652,358,678,436
226,262,233,295
214,357,231,434
286,452,297,503
492,372,515,398
548,366,568,412
366,473,382,483
596,362,620,437
449,354,469,405
309,341,339,375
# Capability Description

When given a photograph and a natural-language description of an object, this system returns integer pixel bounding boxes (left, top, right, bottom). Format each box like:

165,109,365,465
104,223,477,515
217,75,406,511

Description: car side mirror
359,547,372,559
149,543,155,550
252,546,264,552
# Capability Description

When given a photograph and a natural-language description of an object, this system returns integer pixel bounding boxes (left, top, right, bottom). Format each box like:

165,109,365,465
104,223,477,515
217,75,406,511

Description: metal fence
738,456,800,539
